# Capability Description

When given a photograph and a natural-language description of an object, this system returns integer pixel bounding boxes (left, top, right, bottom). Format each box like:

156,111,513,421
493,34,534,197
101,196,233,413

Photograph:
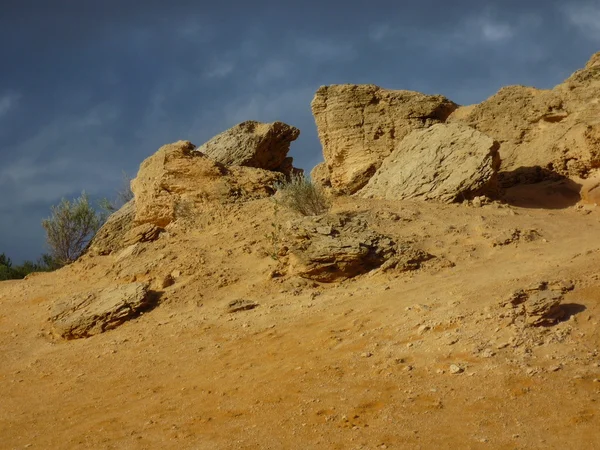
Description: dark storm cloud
1,0,599,261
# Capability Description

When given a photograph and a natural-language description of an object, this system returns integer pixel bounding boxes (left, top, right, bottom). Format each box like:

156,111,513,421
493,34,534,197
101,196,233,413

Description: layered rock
501,280,575,326
359,123,500,203
196,121,300,175
311,84,458,194
50,282,153,339
284,213,431,282
131,140,283,228
87,200,136,256
449,52,600,184
310,162,331,189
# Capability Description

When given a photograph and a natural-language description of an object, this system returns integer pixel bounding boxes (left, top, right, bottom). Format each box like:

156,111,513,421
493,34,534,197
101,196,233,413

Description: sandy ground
2,183,600,449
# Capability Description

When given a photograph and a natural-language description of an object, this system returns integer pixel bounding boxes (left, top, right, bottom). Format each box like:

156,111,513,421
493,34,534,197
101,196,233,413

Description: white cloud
368,13,523,53
0,103,123,205
478,19,514,42
565,3,600,40
295,38,356,62
0,92,20,118
0,157,118,203
204,60,236,79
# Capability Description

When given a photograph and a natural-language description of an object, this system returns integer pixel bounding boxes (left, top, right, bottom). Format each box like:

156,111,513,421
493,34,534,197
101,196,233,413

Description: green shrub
0,252,59,280
42,192,103,265
274,173,330,216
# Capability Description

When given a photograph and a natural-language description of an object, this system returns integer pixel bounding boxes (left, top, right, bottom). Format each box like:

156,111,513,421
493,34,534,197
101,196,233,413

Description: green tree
0,253,13,281
0,252,61,281
0,252,12,268
41,192,103,265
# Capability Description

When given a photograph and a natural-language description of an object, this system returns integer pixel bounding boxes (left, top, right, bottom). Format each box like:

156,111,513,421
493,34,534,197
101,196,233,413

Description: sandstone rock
226,299,259,313
160,274,175,289
284,213,429,282
131,140,283,228
196,121,300,174
501,281,574,326
87,200,135,256
122,223,162,247
449,52,600,184
491,228,541,247
449,364,464,374
310,162,331,189
359,123,500,203
50,283,152,339
523,291,564,326
311,84,458,194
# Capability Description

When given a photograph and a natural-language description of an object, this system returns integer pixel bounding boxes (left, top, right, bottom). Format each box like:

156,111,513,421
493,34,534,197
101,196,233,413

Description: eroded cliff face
312,52,600,195
311,84,458,194
448,52,600,184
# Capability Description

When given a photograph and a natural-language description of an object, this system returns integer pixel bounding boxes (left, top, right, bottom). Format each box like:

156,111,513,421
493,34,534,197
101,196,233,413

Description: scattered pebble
450,364,464,374
481,349,496,358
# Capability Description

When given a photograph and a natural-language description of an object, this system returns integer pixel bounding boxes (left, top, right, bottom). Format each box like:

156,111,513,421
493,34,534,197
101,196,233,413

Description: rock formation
88,120,301,256
359,123,500,202
50,282,153,339
131,140,283,228
196,121,300,175
311,84,458,194
500,280,575,327
87,200,136,256
311,52,600,196
449,52,600,184
283,213,431,282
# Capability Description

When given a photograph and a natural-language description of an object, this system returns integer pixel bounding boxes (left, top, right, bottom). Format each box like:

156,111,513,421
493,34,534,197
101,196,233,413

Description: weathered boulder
501,280,575,326
449,52,600,184
359,123,500,203
87,200,136,256
50,282,152,339
284,213,431,282
310,162,331,189
196,121,300,175
311,84,458,194
131,140,283,228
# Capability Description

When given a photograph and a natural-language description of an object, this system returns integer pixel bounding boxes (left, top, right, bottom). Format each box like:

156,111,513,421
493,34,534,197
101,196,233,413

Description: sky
1,0,599,262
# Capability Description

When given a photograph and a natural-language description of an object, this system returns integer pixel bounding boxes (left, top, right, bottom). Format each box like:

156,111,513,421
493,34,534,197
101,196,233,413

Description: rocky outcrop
360,123,500,203
501,281,575,326
310,162,331,189
284,213,431,282
196,121,300,175
87,200,136,256
131,140,283,228
449,52,600,184
311,85,458,194
50,283,153,339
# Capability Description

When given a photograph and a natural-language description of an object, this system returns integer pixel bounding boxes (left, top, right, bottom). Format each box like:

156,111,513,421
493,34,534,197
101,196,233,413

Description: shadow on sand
559,303,587,321
498,166,582,209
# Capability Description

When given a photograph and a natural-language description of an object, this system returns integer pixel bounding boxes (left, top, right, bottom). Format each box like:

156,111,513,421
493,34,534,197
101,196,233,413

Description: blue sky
1,0,599,262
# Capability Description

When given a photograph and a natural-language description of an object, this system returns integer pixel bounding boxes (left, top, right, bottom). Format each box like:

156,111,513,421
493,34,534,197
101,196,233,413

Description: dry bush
274,173,330,216
42,192,103,265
